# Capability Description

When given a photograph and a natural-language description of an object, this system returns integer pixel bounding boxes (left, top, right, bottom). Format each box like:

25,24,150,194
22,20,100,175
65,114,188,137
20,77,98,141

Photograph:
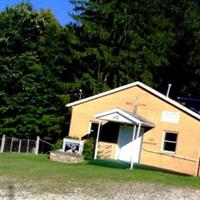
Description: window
162,131,178,153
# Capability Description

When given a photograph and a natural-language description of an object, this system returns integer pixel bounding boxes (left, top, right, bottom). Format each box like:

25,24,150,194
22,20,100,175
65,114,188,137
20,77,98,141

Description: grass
0,153,200,193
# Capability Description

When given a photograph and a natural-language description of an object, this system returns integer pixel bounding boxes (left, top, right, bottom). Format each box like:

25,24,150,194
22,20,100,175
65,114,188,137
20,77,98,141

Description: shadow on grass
89,159,190,176
133,164,190,176
89,159,130,169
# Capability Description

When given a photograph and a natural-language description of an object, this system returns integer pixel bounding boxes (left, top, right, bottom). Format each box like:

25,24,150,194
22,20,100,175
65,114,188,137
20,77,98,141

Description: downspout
196,157,200,176
197,149,200,176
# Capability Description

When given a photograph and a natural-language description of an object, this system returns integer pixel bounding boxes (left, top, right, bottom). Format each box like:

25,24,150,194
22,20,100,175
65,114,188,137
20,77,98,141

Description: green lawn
0,153,200,193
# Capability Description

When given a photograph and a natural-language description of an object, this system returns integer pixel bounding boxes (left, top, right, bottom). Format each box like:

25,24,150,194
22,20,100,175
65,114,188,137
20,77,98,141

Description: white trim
132,125,137,140
95,108,141,124
94,121,101,159
66,81,200,121
138,127,144,164
136,123,142,138
130,123,141,170
94,108,154,127
161,131,166,153
66,81,140,107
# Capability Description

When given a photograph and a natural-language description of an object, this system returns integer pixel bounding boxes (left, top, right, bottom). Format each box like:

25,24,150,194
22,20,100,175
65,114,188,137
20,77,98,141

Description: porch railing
97,144,112,159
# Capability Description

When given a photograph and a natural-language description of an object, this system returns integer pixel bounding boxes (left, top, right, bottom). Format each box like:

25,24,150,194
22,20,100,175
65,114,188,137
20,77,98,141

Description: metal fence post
35,136,40,155
10,137,13,152
18,139,21,153
26,139,30,153
0,135,5,153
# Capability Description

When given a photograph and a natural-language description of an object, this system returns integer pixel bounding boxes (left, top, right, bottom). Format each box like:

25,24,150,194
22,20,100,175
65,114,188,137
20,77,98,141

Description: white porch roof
94,108,154,127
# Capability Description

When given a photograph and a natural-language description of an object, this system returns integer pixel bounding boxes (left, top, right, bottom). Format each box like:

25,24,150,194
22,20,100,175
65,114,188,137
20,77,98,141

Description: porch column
130,123,141,170
130,125,137,169
94,121,101,159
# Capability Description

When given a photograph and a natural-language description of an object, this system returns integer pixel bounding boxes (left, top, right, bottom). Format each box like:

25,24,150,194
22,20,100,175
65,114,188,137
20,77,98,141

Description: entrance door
117,126,133,162
117,125,143,163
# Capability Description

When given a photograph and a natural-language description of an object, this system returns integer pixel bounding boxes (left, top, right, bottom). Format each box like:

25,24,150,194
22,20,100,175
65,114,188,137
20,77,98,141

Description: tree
1,0,200,141
70,0,200,102
0,3,74,141
70,0,176,89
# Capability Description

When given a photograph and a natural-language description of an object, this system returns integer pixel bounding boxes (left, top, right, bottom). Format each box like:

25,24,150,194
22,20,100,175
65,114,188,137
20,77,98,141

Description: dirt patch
1,182,200,200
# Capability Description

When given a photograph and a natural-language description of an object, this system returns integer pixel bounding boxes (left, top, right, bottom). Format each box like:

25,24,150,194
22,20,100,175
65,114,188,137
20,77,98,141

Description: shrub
52,139,63,151
82,138,95,160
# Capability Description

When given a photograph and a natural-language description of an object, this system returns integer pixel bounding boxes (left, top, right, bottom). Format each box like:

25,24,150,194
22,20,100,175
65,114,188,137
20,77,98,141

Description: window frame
161,131,178,154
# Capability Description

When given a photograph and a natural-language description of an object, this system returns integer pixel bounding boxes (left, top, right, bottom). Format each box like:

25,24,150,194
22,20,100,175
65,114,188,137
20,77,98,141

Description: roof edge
138,82,200,121
66,81,200,121
66,81,140,107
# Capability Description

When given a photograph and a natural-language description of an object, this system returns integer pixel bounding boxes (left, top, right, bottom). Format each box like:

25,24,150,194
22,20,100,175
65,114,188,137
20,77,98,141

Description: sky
0,0,75,25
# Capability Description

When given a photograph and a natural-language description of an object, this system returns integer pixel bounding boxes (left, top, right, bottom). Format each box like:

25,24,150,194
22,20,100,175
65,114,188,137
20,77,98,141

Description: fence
0,135,53,154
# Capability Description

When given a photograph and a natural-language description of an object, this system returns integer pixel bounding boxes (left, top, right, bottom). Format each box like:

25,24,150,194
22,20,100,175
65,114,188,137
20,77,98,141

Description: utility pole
166,84,172,97
79,89,82,100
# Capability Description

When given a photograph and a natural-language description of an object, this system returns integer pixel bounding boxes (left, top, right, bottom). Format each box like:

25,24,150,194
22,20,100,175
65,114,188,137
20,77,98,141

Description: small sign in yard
62,138,84,154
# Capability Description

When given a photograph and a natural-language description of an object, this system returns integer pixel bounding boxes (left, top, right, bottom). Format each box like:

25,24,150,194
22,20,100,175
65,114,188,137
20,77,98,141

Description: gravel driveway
1,182,200,200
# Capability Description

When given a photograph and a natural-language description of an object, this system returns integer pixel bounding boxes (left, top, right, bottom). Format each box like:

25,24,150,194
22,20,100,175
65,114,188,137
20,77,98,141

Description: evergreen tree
70,0,200,100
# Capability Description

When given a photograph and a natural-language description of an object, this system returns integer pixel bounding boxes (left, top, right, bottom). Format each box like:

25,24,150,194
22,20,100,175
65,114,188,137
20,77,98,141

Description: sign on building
161,111,180,123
